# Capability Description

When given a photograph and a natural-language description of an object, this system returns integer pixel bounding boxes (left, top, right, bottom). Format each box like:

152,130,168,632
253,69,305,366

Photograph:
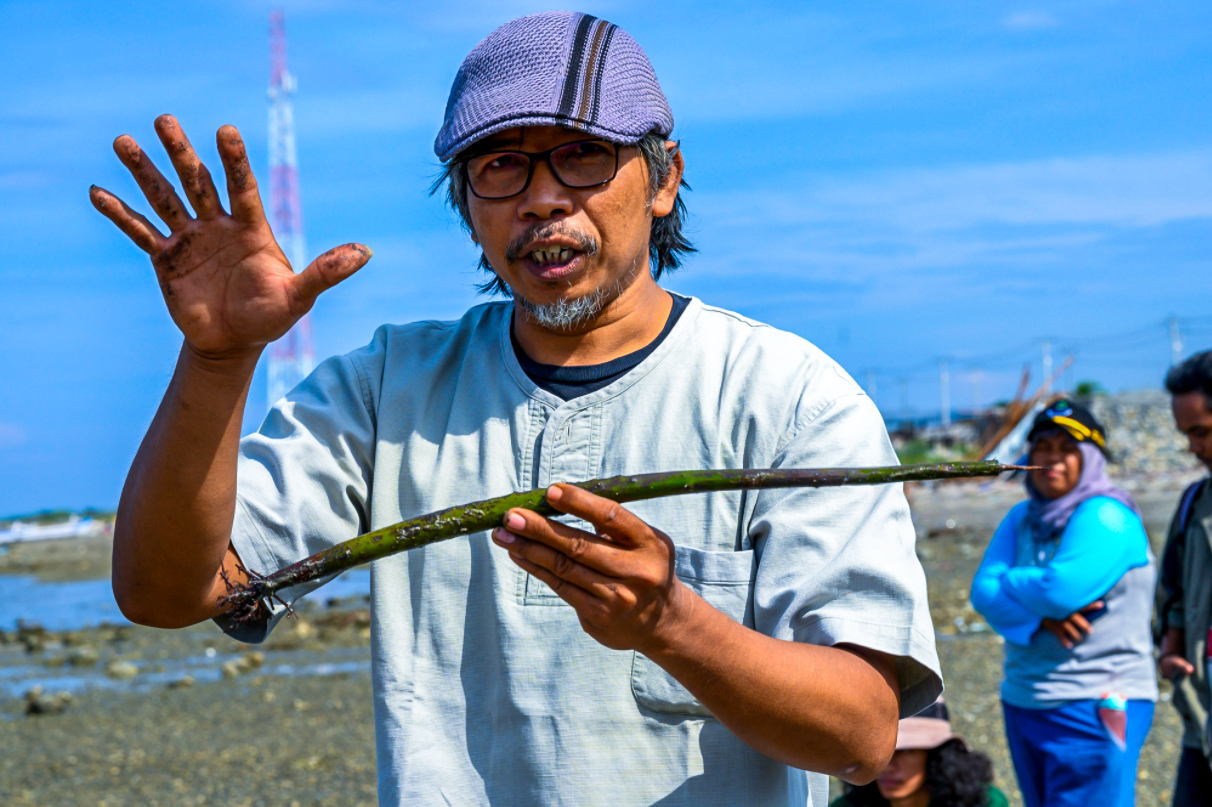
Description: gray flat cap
435,11,674,162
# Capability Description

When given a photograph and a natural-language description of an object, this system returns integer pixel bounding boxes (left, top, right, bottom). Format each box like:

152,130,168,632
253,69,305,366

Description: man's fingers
504,546,599,611
499,509,623,575
112,135,191,232
90,185,166,254
1069,613,1092,634
154,115,224,220
495,526,615,593
1160,653,1195,678
545,484,649,543
1080,600,1105,613
292,243,373,305
216,125,267,224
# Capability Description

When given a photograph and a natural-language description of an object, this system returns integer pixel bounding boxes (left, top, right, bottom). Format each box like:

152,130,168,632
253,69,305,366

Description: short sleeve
214,347,378,642
748,389,942,718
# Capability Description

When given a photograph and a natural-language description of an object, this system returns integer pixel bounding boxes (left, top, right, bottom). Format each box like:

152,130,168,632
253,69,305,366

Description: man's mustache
504,223,600,264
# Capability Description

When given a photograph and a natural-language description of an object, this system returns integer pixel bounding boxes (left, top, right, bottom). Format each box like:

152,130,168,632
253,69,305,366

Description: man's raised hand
90,115,371,360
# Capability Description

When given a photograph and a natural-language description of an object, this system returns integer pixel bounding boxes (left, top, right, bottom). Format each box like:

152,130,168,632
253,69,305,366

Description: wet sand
0,530,114,582
2,472,1201,806
1,607,377,806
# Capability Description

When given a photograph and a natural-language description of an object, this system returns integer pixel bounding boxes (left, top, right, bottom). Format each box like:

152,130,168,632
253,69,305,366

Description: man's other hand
90,115,371,361
492,484,691,655
1159,653,1196,680
1159,628,1195,680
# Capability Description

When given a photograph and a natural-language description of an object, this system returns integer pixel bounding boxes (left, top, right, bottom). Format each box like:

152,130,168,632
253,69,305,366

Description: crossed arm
95,115,900,783
971,501,1147,647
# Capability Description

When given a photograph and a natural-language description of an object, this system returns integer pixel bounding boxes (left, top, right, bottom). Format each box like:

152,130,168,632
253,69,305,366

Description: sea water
0,568,372,632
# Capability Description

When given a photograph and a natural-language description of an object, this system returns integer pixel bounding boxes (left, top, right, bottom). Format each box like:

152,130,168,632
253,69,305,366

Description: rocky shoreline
1,601,376,806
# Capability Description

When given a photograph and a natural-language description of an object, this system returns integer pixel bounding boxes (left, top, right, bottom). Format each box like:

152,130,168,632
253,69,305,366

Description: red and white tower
267,10,315,407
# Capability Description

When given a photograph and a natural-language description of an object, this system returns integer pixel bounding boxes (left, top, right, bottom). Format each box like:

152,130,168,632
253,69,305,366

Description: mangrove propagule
220,460,1029,622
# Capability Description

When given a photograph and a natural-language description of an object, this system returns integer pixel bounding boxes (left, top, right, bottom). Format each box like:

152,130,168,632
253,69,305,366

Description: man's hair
431,133,694,296
1165,349,1212,409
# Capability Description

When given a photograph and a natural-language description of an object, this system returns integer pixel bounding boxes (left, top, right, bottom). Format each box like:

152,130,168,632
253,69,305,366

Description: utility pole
939,360,951,428
1169,317,1183,366
1041,340,1053,393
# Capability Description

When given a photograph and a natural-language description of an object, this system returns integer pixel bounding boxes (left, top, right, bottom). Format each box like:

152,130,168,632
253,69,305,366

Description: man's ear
651,142,684,219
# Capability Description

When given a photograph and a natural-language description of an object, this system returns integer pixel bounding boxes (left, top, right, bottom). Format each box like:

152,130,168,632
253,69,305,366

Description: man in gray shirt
91,12,941,806
1157,350,1212,807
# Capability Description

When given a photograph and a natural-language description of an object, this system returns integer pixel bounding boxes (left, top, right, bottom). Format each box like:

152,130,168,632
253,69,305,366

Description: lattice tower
266,10,315,408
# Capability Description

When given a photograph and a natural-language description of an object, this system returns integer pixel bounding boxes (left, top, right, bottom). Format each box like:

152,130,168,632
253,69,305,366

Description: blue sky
2,0,1210,515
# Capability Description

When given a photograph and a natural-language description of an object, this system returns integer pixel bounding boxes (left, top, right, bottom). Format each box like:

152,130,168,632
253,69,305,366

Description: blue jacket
971,496,1158,705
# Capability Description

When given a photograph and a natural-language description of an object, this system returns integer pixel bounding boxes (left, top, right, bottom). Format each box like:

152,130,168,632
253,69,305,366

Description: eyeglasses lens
466,141,618,199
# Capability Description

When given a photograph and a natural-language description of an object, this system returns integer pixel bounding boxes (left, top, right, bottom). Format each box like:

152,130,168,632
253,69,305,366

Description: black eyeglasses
461,138,623,200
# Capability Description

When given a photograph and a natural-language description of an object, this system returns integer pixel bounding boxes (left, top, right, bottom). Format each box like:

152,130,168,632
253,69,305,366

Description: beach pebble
293,619,316,640
24,686,72,716
104,660,138,680
66,645,99,667
222,651,266,679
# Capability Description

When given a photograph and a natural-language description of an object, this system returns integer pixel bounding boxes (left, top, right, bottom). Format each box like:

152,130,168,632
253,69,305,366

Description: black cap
1026,399,1108,451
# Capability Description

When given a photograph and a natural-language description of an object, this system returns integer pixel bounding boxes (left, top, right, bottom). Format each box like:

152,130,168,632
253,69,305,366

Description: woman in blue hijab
971,399,1157,807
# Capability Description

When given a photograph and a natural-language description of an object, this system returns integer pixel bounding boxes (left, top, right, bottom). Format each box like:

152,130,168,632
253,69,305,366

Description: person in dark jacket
1156,349,1212,807
830,699,1008,807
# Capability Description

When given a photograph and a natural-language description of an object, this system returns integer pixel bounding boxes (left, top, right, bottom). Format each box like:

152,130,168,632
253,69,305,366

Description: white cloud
701,149,1212,234
684,149,1212,312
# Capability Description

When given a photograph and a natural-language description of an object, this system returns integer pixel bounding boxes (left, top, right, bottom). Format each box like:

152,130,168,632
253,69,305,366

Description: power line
862,313,1212,419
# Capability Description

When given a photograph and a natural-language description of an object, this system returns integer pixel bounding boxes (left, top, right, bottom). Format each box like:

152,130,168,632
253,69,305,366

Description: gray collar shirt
219,296,942,807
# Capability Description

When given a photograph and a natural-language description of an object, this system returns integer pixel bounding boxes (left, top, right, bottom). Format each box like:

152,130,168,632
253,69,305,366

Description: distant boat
0,515,106,545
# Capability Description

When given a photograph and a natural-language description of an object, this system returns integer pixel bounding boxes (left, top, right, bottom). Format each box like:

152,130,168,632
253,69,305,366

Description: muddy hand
90,115,371,359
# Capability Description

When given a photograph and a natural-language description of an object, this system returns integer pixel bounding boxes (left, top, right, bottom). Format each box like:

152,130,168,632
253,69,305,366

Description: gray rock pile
1086,390,1201,476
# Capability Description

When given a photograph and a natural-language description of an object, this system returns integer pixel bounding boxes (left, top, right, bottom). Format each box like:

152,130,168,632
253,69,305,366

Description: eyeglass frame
459,137,628,200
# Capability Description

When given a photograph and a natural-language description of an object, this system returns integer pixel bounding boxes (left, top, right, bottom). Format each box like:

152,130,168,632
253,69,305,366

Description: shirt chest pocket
631,545,756,718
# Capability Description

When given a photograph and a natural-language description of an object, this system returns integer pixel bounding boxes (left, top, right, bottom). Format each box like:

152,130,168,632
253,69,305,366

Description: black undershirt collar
511,293,689,401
